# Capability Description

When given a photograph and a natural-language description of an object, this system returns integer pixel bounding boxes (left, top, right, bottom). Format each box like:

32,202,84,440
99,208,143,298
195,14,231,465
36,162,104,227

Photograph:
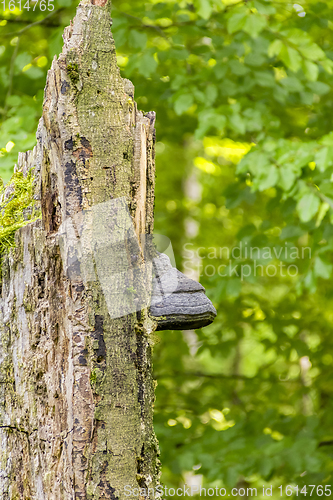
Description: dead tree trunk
0,1,159,498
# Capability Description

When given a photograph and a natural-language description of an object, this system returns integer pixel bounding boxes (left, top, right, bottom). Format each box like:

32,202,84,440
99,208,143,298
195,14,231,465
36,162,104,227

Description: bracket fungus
150,253,217,331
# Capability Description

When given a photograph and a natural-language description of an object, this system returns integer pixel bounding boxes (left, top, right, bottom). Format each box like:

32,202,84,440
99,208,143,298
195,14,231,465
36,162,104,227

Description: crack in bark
0,425,74,441
0,425,35,436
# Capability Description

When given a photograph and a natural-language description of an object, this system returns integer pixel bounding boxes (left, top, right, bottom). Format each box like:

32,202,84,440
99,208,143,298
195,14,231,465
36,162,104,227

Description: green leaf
304,269,317,293
243,14,267,38
6,95,21,106
259,456,274,478
268,39,283,58
244,52,266,66
229,60,249,76
192,87,206,103
300,91,314,105
125,54,140,75
14,52,31,74
0,66,9,87
49,27,65,58
225,466,240,487
321,132,333,146
227,11,247,34
280,46,302,72
296,193,320,222
174,94,194,115
195,109,227,139
316,202,330,227
274,85,289,103
314,147,333,172
280,77,303,93
195,0,213,19
214,64,228,80
24,67,44,80
195,110,226,138
254,71,275,87
138,52,158,78
253,1,276,15
228,114,246,135
278,165,296,191
226,278,241,298
320,58,333,74
280,225,304,240
314,256,332,279
243,108,263,131
205,84,218,105
171,73,187,91
307,81,331,95
178,451,194,470
299,43,325,61
258,165,279,191
303,61,319,82
129,30,148,50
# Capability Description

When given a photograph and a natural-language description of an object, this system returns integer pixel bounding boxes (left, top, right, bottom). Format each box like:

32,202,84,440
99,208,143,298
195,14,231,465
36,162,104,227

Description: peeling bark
0,1,159,498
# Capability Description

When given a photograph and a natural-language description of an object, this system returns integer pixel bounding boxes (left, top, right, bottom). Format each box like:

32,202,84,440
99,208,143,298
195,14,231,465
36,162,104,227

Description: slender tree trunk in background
0,1,159,498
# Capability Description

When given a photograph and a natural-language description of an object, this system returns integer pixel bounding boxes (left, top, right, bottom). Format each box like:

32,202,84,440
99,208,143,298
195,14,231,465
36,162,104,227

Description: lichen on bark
0,1,159,498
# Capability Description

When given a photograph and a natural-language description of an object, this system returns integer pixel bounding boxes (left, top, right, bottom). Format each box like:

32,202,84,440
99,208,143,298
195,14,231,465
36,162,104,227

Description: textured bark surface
0,1,159,498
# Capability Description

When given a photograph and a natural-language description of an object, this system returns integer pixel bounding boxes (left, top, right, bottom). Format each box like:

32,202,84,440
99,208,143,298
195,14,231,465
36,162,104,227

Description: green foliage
1,0,333,497
0,4,77,181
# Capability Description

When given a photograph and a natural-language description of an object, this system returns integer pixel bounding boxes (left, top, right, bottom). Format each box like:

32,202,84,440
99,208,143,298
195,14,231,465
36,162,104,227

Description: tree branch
113,8,169,39
154,369,300,383
1,9,63,37
318,440,333,447
3,37,20,117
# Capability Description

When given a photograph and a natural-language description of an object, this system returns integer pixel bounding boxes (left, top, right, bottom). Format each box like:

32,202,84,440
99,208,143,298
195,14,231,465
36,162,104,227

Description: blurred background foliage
1,0,333,497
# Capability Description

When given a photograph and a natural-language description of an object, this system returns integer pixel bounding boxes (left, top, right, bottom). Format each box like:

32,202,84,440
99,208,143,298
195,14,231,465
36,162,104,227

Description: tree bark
0,1,159,498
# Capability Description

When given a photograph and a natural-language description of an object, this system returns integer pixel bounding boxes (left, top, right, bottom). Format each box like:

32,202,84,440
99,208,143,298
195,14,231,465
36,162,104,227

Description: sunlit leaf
297,193,320,222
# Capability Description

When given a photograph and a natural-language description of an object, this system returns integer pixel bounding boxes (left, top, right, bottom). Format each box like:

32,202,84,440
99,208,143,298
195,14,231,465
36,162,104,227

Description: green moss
67,63,80,85
90,369,97,385
0,169,41,258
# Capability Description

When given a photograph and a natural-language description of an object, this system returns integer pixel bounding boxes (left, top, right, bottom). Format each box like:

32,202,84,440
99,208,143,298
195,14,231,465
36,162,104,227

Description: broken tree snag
0,1,159,499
